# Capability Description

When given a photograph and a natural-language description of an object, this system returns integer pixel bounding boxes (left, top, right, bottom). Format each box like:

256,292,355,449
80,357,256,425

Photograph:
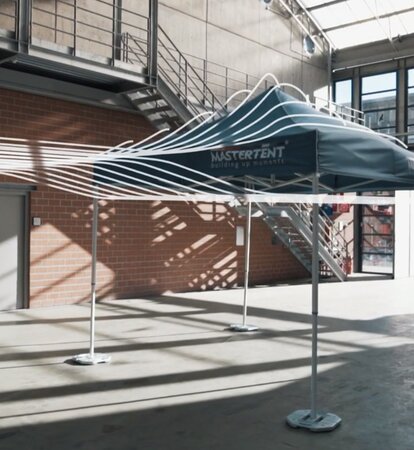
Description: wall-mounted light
32,217,42,226
303,34,316,56
261,0,273,7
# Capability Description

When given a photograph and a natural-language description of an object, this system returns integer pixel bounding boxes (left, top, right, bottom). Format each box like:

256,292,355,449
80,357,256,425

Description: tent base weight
71,353,111,365
229,323,259,332
286,409,341,432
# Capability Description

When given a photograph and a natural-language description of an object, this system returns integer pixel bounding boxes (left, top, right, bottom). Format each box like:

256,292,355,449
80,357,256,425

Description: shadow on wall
29,187,307,306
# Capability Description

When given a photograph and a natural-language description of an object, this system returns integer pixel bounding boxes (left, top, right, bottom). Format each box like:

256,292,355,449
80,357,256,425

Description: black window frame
333,78,353,109
406,67,414,146
360,70,398,135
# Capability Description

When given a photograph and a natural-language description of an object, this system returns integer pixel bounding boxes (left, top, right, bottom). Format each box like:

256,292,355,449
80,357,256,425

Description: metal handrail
291,202,349,267
157,25,225,114
0,0,18,40
121,33,148,67
2,2,268,110
124,30,227,119
314,96,365,125
30,0,148,59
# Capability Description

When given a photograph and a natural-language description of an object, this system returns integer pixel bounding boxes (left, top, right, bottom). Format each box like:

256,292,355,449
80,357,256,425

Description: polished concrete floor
1,278,414,450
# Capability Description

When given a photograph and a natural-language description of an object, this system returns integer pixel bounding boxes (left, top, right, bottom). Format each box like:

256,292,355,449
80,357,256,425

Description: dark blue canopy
95,88,414,193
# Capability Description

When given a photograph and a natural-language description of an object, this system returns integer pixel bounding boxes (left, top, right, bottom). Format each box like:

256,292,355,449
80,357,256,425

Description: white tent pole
286,172,341,431
242,201,252,326
89,196,99,358
310,172,320,419
71,193,111,365
230,200,258,332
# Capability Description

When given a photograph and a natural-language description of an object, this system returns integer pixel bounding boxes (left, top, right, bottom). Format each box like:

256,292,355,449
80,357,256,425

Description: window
359,191,394,275
361,72,397,135
407,68,414,145
333,79,352,108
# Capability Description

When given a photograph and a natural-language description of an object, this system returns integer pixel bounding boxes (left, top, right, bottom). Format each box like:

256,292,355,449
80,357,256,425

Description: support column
72,196,111,365
112,0,123,63
230,201,258,332
397,59,406,138
286,174,341,432
18,0,31,53
148,0,158,82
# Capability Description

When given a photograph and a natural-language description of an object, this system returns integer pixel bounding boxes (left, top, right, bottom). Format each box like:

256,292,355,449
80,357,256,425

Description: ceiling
299,0,414,49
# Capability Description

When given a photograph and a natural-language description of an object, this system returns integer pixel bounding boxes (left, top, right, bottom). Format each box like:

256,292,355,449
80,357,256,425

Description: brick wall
0,88,309,307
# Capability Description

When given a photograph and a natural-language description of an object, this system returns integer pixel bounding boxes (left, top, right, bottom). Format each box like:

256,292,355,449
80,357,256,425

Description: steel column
148,0,158,81
113,0,123,63
18,0,31,53
286,174,341,431
229,201,258,332
71,196,110,365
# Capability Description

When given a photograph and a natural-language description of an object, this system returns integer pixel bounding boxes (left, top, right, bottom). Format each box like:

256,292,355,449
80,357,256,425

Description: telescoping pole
230,200,258,332
286,173,341,431
72,195,111,365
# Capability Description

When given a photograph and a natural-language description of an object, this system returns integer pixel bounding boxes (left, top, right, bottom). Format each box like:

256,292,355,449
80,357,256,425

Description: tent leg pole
230,201,258,332
89,196,98,359
286,173,341,431
310,174,319,420
71,196,111,365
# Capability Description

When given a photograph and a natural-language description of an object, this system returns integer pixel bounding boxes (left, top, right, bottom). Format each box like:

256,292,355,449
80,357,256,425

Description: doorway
0,192,28,310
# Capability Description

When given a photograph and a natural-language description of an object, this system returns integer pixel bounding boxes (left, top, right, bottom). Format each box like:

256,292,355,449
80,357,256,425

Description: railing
29,0,148,61
158,26,226,115
292,202,349,270
0,0,18,43
123,29,227,119
0,2,271,110
314,96,365,125
157,49,271,108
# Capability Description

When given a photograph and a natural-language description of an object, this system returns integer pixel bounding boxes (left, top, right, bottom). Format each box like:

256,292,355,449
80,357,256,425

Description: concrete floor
1,278,414,450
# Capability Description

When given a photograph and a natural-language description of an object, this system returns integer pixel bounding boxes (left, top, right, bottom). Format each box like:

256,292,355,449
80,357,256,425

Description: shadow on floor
1,340,413,450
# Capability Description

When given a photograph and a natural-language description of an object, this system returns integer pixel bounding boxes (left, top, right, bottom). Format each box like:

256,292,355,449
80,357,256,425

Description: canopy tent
94,86,414,195
0,75,412,432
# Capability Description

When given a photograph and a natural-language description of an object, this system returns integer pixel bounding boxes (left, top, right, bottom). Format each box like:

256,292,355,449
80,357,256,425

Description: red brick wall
0,88,308,307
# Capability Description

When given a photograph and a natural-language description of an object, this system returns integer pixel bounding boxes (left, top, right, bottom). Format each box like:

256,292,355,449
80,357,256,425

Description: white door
0,194,25,310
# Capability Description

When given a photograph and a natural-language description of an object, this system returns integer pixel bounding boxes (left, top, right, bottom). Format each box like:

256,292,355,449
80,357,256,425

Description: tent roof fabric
2,82,414,200
95,87,414,194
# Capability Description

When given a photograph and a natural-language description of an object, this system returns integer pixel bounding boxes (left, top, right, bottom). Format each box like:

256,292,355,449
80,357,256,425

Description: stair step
133,94,163,105
142,105,172,115
151,116,181,127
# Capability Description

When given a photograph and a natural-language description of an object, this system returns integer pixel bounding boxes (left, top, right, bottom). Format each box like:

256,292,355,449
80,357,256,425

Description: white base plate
229,323,259,332
71,353,111,365
286,409,341,432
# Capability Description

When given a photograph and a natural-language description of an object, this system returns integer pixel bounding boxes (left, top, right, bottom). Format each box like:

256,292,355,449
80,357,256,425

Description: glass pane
362,254,393,273
408,88,414,107
327,20,385,49
409,69,414,88
362,216,393,235
362,204,393,215
301,0,329,7
334,79,352,107
364,109,396,129
361,92,396,110
373,127,396,135
362,72,396,94
408,125,414,144
408,107,414,125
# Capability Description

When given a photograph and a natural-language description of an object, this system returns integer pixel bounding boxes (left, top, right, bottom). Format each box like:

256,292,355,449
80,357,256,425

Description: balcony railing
0,1,270,107
0,0,18,45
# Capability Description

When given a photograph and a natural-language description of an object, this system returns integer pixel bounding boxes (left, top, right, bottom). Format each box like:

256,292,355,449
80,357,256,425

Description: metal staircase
238,203,348,281
121,27,226,129
121,28,349,281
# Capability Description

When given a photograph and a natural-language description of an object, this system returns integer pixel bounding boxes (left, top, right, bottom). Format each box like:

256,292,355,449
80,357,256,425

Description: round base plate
71,353,111,365
229,323,259,332
286,409,341,432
